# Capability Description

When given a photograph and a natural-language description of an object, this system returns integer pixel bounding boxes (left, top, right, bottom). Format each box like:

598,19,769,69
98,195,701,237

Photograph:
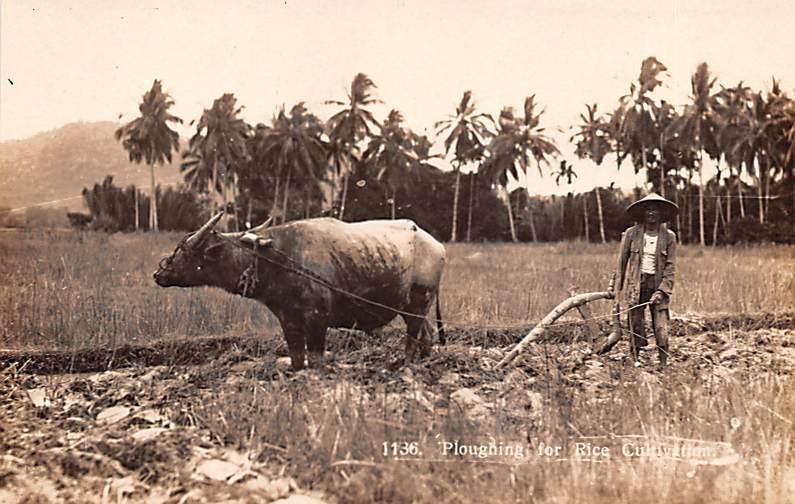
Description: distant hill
0,122,183,212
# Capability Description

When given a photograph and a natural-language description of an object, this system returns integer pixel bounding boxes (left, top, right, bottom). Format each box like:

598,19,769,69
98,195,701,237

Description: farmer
609,193,678,366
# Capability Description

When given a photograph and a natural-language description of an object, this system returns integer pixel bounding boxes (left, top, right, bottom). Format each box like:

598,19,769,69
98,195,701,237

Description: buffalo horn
185,211,225,249
247,216,273,233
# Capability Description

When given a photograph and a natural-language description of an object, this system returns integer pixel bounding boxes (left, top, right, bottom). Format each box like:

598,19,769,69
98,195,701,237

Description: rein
237,238,260,297
158,235,195,272
212,231,648,331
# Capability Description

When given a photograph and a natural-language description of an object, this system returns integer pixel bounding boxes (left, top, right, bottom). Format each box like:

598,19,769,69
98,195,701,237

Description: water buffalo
154,212,446,370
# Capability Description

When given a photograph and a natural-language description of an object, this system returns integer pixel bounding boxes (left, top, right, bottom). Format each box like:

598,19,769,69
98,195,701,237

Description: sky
2,0,794,196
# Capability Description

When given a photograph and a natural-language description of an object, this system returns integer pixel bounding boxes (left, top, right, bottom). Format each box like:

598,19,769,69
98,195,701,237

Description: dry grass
1,230,793,503
1,230,792,350
444,241,795,327
187,365,794,503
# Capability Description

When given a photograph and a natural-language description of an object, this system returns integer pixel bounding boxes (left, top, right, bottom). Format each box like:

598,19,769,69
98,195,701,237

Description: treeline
80,58,795,243
70,169,792,245
67,176,204,232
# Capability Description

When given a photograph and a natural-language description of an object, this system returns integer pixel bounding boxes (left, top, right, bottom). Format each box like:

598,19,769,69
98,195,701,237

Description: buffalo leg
417,319,433,356
282,324,307,371
403,315,432,362
306,324,328,369
402,286,435,362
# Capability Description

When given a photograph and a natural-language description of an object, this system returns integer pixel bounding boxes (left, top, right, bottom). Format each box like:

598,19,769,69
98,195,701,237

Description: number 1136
383,441,420,456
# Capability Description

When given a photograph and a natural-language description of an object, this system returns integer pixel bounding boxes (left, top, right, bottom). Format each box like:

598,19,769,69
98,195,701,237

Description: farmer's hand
650,291,666,305
605,276,616,299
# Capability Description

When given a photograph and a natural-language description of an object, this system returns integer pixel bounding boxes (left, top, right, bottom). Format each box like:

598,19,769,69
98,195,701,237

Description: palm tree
713,82,754,224
259,103,328,223
725,90,772,224
553,160,578,185
435,91,493,242
571,103,611,242
654,100,681,197
362,109,420,219
671,62,720,245
239,122,273,225
764,80,795,231
552,160,577,239
180,147,212,194
480,96,559,242
326,73,382,221
606,105,627,173
183,94,251,226
712,82,747,228
616,57,668,188
115,79,182,231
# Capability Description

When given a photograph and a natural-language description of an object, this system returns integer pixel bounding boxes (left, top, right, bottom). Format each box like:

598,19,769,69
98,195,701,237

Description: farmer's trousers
628,274,670,364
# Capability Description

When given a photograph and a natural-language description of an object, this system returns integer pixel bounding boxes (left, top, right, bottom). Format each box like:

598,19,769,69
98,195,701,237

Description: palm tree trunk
641,147,648,190
595,187,606,243
282,167,292,223
466,172,475,242
712,194,720,246
505,190,517,243
756,174,764,224
339,172,350,222
134,188,139,232
763,164,771,220
529,208,537,243
217,161,228,217
738,183,745,218
246,197,253,229
791,162,795,236
271,171,281,223
231,175,240,231
675,191,682,243
687,170,693,243
659,132,665,197
451,166,461,242
583,195,590,242
149,161,158,232
698,154,705,246
475,170,480,209
222,177,229,219
211,159,219,215
390,190,396,220
515,192,520,218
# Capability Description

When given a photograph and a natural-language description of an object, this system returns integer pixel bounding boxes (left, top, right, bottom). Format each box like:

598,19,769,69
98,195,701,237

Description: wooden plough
495,285,623,369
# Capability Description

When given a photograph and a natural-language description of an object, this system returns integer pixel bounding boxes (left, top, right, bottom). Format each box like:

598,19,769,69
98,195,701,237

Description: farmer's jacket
616,223,676,310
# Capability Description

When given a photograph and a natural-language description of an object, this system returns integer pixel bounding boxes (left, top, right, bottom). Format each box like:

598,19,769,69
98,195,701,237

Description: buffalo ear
203,242,226,262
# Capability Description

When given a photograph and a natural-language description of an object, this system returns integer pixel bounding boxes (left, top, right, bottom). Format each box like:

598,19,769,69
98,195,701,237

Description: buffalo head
153,211,227,287
154,212,274,288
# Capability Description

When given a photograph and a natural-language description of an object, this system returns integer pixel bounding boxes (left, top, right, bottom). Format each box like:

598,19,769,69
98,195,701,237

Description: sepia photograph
1,0,793,502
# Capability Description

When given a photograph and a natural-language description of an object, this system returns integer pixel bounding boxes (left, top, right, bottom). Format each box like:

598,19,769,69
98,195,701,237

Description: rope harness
213,231,655,332
237,239,261,298
158,235,193,272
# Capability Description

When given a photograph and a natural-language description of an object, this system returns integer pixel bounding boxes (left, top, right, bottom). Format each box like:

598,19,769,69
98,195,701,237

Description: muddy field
2,234,793,502
2,312,793,503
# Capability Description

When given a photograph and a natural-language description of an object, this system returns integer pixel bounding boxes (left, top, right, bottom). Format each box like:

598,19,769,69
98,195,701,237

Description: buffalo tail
436,294,446,345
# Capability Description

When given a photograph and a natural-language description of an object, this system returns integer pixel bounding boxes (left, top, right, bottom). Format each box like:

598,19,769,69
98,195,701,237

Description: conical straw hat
626,192,679,221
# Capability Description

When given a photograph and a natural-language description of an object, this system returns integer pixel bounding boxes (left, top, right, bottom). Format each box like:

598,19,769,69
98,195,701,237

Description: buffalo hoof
307,351,325,370
275,357,293,372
